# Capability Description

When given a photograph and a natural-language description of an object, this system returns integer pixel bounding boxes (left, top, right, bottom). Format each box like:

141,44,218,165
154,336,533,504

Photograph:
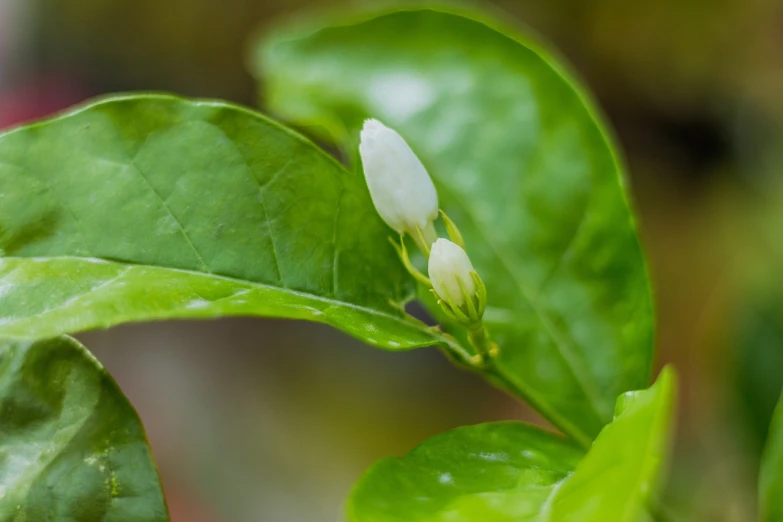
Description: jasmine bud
359,119,438,251
429,238,476,306
428,238,487,327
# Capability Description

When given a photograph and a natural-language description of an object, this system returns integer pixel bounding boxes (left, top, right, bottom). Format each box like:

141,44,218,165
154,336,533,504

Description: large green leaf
760,388,783,521
349,368,675,522
0,94,470,360
0,335,168,521
254,6,653,445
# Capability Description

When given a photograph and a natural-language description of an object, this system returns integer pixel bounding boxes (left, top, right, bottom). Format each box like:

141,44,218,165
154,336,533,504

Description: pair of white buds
359,119,486,326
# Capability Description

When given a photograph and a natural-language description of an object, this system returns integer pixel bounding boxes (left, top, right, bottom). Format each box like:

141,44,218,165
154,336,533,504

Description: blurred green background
2,0,783,521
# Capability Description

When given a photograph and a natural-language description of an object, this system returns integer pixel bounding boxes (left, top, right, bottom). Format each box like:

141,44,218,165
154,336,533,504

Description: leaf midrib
0,255,470,358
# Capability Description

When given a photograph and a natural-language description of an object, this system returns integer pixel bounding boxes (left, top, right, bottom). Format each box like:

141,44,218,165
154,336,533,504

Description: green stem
411,222,437,257
461,338,594,450
466,322,498,368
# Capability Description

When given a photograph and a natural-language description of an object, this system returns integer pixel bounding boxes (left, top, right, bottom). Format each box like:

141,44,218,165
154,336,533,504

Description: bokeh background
2,1,783,521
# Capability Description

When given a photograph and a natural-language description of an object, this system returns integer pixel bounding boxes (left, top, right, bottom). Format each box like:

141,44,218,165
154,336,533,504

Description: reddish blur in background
3,1,783,521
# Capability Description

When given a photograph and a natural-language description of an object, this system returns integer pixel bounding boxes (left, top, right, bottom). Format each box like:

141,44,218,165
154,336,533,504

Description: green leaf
0,335,169,521
348,368,675,522
549,366,675,521
0,94,469,359
254,6,653,445
349,422,584,522
760,388,783,521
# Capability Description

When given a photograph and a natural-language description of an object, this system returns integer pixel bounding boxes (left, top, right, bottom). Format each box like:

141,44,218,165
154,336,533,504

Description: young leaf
0,95,469,360
760,388,783,521
253,7,654,445
548,366,675,521
348,368,675,522
0,335,169,521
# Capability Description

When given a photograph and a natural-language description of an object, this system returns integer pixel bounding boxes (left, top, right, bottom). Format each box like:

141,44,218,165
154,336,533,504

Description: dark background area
2,1,783,520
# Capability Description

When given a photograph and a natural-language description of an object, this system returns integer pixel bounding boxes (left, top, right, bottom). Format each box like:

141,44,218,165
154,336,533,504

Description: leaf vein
331,188,346,298
127,153,211,273
258,195,284,287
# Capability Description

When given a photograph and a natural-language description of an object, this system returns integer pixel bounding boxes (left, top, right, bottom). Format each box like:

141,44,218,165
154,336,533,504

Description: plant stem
412,222,437,256
467,323,498,367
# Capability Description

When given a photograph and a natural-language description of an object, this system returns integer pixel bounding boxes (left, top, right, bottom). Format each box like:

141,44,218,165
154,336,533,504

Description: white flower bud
428,238,476,307
359,119,438,241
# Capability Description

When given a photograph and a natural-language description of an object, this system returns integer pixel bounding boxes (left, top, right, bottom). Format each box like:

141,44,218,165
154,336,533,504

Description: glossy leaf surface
349,422,583,522
255,7,653,444
0,336,169,521
0,95,467,358
349,368,675,522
